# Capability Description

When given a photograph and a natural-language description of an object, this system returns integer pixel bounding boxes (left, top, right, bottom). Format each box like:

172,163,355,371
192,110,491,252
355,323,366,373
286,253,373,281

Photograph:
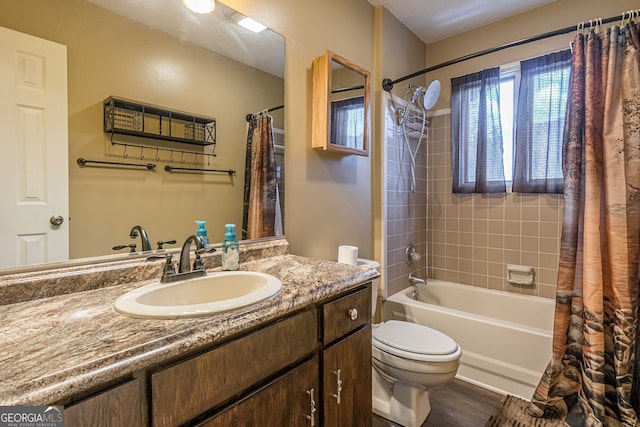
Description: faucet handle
193,247,215,270
156,239,177,250
147,253,177,277
193,252,205,271
113,243,137,253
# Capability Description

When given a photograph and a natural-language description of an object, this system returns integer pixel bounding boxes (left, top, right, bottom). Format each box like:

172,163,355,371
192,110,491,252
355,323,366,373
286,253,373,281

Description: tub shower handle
306,388,316,426
332,369,343,405
406,244,421,265
348,308,358,321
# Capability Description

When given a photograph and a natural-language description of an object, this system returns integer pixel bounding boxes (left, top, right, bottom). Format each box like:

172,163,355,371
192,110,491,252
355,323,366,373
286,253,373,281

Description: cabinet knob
348,308,358,321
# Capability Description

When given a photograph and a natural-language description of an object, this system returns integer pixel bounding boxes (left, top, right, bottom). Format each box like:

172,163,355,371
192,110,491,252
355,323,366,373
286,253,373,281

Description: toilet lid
373,320,458,356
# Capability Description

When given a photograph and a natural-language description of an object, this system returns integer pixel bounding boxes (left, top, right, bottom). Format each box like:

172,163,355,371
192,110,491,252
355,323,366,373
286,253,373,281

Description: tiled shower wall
384,97,428,297
384,99,563,299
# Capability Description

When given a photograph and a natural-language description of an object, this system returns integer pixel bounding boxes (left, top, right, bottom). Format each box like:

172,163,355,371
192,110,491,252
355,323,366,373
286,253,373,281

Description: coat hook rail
77,157,155,170
164,165,235,175
110,140,217,161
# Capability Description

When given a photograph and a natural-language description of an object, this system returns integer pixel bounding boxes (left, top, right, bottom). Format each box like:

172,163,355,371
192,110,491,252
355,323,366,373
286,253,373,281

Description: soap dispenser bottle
221,224,239,271
195,220,209,246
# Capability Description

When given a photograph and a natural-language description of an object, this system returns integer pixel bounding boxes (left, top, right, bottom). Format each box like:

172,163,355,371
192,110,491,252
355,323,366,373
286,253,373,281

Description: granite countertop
0,253,378,406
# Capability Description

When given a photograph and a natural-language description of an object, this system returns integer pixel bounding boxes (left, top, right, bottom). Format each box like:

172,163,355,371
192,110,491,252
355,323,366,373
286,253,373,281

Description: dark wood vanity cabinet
151,309,318,427
321,286,373,427
64,378,147,427
61,283,371,427
199,284,372,427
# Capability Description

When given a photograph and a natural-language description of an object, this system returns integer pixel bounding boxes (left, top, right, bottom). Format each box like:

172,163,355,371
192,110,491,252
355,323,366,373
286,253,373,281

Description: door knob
50,215,64,226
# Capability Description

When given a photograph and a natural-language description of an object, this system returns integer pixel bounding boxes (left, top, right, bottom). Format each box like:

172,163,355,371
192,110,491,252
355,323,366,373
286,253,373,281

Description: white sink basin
114,271,282,319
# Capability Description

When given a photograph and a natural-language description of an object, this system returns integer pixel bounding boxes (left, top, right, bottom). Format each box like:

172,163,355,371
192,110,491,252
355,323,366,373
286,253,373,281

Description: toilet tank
356,258,380,315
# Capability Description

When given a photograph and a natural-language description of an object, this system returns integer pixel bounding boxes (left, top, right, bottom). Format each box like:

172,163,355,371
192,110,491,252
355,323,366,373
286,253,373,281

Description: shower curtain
241,113,280,240
529,22,640,426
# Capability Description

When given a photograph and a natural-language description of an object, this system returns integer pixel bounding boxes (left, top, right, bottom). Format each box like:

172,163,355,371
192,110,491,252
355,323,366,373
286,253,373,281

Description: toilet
358,259,462,427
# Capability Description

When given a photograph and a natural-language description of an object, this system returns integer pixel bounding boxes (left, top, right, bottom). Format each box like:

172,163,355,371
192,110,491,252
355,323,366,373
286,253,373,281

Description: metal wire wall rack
103,96,216,147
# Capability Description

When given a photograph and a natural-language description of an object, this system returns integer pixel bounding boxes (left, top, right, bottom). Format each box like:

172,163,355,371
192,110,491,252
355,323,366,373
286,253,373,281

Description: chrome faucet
129,225,152,252
179,235,206,274
409,273,427,286
147,235,210,283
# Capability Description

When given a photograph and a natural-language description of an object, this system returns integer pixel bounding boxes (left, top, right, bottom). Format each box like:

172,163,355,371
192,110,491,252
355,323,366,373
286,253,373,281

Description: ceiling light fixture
182,0,215,14
231,13,267,33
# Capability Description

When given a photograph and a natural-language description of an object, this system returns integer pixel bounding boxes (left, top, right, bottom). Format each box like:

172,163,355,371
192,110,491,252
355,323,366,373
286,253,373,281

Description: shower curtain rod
381,12,626,91
246,105,284,122
245,82,368,122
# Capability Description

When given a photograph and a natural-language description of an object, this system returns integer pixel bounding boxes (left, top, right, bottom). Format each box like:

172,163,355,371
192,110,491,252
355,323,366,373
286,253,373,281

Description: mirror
0,0,285,271
312,49,370,156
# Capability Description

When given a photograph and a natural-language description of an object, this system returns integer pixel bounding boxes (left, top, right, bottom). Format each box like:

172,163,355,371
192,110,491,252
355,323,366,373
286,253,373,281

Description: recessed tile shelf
104,96,216,147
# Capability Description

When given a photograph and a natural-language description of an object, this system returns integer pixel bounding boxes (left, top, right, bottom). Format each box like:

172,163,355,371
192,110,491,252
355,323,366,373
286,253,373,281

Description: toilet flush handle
348,308,358,321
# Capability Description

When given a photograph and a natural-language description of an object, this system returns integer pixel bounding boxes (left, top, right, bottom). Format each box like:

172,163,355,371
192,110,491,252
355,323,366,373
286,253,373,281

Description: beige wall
379,8,427,99
224,0,376,261
1,0,284,258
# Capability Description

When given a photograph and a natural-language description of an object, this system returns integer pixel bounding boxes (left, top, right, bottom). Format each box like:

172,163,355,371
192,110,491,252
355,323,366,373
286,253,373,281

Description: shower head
423,80,441,110
410,86,424,104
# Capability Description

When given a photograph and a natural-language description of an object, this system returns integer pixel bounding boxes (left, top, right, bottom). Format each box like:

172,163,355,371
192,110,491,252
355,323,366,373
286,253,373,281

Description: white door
0,26,68,268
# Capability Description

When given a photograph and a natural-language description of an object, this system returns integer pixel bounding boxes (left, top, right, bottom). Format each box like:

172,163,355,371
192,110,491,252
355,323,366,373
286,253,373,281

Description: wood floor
372,379,504,427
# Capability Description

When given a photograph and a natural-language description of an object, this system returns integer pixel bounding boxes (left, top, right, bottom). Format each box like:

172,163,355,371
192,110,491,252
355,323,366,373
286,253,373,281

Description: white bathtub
383,280,554,399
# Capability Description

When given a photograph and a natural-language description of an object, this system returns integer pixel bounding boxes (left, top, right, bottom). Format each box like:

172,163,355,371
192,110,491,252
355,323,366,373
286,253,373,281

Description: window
451,50,571,194
499,72,516,182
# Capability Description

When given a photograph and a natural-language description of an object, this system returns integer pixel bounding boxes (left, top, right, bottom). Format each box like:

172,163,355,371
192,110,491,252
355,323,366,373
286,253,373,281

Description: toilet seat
372,320,461,362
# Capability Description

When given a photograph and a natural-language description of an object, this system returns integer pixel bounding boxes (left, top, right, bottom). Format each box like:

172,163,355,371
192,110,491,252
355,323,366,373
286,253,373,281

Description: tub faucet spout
409,273,427,286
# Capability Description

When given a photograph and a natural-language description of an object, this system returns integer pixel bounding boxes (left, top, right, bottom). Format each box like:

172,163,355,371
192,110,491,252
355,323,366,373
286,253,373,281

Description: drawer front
322,285,371,345
151,309,317,427
65,378,146,427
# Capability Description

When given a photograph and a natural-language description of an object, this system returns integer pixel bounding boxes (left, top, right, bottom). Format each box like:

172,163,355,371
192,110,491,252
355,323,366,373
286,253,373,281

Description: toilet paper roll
338,245,358,265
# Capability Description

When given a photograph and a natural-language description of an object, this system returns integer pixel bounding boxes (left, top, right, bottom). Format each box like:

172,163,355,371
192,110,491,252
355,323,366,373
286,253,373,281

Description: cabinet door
322,325,372,427
64,378,146,427
152,309,317,426
200,357,320,427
